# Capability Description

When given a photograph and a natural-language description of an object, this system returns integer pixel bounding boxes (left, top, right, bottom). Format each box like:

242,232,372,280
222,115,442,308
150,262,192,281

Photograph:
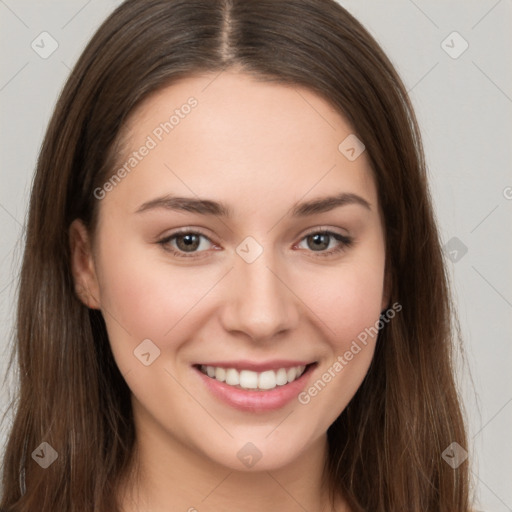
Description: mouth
193,362,317,392
192,361,318,412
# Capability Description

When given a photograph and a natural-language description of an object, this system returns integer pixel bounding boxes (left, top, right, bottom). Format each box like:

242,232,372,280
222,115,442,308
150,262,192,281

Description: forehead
104,71,378,217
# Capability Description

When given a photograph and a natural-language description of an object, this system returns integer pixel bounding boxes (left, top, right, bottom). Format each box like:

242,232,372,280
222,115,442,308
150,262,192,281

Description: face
70,71,388,472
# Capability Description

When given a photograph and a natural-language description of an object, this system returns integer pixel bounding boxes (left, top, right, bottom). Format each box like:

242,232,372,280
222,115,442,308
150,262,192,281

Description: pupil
178,234,199,251
310,233,328,251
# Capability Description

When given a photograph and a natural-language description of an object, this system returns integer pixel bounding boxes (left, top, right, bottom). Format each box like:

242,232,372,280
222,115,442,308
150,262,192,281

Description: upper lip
194,360,316,372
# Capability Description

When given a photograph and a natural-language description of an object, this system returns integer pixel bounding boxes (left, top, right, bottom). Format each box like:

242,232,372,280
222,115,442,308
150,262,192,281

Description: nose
219,247,301,342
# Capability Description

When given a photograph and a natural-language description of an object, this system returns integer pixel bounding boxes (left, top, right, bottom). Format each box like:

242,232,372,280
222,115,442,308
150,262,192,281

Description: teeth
286,367,297,382
214,367,226,382
225,368,240,386
258,370,276,390
275,368,288,386
240,370,259,389
199,364,308,391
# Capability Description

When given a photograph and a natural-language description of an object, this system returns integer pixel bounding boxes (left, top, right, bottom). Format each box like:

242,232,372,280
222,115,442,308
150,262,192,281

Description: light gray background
0,1,511,510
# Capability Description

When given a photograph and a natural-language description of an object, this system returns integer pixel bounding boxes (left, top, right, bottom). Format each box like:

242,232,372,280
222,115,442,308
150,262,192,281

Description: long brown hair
0,1,472,510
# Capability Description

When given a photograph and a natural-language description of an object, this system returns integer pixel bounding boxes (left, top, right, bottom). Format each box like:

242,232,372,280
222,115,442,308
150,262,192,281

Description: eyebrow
135,192,371,217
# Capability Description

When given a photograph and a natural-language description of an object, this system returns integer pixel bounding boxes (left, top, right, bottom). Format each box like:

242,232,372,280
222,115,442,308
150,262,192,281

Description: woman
0,0,472,510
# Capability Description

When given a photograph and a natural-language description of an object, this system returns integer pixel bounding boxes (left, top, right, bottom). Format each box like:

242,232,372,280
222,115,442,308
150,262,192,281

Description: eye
296,230,353,258
157,229,215,258
157,228,354,259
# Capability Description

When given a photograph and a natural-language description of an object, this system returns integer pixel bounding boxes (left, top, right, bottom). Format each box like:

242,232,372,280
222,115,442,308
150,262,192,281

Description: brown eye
297,230,353,257
175,233,201,252
306,233,330,251
158,230,214,258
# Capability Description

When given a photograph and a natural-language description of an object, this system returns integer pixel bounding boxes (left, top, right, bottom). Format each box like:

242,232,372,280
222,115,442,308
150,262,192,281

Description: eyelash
157,228,354,259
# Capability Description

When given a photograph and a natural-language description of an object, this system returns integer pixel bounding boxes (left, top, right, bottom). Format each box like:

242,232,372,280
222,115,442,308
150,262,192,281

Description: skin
70,71,389,512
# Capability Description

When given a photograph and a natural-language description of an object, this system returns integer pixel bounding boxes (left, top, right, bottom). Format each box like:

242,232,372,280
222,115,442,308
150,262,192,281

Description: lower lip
194,364,316,413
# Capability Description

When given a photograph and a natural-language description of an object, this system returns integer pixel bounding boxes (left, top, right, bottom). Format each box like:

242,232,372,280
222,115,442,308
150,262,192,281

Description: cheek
94,233,215,364
330,270,383,343
298,255,385,346
294,273,382,423
291,253,384,414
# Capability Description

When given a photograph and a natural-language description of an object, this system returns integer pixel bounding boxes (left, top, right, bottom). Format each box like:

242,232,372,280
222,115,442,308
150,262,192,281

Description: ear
69,219,101,309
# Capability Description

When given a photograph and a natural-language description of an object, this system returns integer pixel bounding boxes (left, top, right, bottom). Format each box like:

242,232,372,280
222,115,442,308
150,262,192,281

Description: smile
198,364,308,391
193,361,317,412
